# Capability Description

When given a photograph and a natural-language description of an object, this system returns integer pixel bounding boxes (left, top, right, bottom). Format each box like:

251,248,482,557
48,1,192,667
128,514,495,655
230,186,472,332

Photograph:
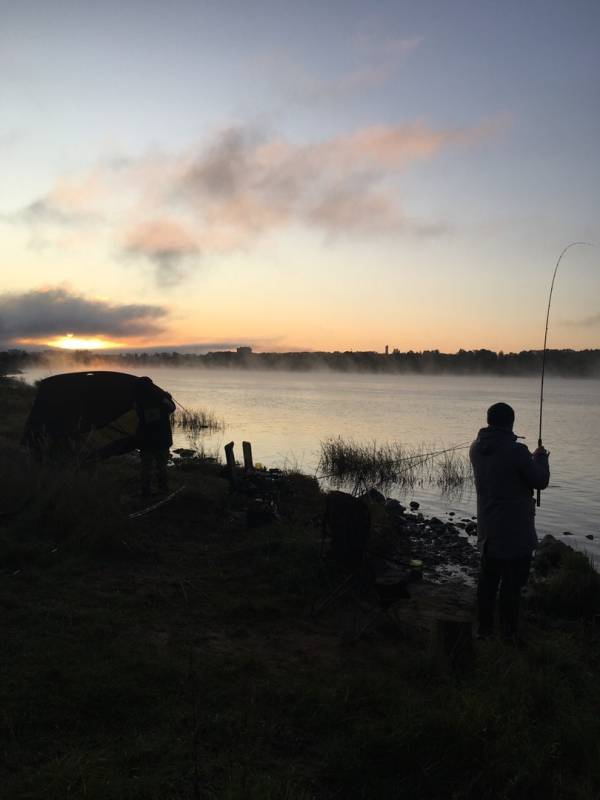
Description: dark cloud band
0,288,168,341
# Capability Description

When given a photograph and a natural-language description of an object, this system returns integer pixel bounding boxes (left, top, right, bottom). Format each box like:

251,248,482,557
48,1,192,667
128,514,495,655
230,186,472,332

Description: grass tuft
319,436,472,495
535,549,600,620
173,407,224,434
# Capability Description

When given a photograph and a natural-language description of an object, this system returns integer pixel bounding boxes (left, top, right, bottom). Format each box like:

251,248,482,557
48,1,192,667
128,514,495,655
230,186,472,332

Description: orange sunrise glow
47,335,120,350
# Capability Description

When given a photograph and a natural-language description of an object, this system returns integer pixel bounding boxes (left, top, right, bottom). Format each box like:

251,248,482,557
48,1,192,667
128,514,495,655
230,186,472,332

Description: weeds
435,447,473,490
173,407,225,459
535,549,600,619
319,436,473,495
0,377,35,443
173,407,224,434
178,431,223,462
0,449,138,566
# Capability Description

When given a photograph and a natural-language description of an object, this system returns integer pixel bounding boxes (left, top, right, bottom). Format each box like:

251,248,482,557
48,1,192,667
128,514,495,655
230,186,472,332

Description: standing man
133,376,176,496
470,402,550,642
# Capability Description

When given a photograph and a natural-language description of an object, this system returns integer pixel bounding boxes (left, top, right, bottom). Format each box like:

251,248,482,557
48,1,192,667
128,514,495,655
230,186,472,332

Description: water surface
24,367,600,557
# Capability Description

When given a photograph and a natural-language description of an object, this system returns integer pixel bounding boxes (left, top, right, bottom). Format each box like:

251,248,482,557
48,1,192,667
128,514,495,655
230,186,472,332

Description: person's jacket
135,387,176,450
469,426,550,558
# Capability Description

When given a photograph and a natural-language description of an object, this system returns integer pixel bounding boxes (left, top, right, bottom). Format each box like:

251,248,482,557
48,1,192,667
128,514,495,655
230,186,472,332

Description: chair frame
311,491,411,641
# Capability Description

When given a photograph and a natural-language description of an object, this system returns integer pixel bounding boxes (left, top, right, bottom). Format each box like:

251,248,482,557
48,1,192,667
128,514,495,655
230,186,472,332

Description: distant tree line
2,347,600,378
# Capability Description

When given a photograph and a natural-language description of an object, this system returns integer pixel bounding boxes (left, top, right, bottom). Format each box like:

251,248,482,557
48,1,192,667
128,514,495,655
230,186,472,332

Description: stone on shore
534,534,573,575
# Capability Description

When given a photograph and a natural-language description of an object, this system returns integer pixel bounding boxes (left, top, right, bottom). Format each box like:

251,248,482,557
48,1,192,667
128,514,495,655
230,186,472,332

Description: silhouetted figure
133,376,176,496
470,402,549,641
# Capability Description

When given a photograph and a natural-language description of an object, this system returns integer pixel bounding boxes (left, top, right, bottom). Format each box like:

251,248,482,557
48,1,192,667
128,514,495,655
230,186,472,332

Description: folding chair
311,491,411,641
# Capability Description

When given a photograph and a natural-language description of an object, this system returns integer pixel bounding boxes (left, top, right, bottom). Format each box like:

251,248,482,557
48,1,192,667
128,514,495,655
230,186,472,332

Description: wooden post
429,617,473,671
224,441,238,487
242,441,254,471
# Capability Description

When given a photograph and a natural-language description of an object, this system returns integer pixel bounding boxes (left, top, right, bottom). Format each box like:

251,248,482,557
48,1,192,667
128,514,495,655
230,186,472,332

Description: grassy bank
1,378,600,799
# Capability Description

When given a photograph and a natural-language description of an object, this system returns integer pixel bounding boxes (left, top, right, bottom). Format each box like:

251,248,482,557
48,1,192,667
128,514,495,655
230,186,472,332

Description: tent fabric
23,371,168,459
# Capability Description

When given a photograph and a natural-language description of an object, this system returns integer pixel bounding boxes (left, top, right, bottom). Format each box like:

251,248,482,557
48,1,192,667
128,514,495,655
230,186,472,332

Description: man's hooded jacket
469,427,550,558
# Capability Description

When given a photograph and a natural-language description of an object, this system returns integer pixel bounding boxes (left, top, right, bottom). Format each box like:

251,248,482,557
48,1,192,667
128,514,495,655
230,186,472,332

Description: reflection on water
23,367,600,557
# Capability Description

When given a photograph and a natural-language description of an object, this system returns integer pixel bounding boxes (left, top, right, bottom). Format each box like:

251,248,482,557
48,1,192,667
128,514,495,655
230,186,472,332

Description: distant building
385,345,389,356
236,346,253,356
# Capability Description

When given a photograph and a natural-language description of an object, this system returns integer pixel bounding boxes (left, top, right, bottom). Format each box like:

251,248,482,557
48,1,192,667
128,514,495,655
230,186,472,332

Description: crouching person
134,376,176,496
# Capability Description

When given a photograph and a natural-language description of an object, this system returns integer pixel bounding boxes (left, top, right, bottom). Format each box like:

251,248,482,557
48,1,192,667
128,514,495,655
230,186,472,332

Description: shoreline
2,377,600,797
4,345,600,380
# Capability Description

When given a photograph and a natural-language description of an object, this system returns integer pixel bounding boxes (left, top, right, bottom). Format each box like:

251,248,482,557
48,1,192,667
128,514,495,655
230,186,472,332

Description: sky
1,0,599,353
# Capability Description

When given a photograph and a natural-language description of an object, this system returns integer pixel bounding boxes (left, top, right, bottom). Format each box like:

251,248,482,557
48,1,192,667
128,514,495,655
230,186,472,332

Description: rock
465,523,477,534
538,533,570,551
534,534,573,575
410,501,420,510
385,498,406,514
562,531,573,536
430,517,444,526
585,534,594,540
362,488,386,504
448,511,455,517
173,448,196,458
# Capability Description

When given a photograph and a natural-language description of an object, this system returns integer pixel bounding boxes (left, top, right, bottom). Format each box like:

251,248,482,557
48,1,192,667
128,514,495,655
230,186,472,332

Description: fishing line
174,398,192,415
314,440,473,481
536,241,593,507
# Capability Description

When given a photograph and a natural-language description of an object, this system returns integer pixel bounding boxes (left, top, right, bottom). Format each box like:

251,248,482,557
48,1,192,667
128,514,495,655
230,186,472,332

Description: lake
23,366,600,558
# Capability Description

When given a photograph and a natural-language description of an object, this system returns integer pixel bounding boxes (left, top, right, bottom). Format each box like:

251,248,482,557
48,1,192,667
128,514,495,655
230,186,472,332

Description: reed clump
319,436,472,494
173,407,224,434
435,448,473,491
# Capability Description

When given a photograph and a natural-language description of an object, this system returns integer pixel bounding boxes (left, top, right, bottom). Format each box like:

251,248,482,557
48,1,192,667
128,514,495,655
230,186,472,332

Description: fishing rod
536,241,593,507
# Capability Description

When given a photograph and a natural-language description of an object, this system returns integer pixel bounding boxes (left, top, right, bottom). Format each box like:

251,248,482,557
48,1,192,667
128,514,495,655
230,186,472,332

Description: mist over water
23,366,600,558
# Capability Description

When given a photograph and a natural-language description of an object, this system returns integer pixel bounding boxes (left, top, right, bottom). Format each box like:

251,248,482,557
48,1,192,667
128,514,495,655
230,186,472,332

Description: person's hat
487,402,515,428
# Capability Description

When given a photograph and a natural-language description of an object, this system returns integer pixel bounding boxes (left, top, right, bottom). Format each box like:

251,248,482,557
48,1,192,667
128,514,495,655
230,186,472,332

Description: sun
47,334,120,350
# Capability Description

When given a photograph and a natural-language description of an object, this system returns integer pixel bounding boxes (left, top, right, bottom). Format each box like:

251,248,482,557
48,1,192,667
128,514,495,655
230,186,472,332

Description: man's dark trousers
477,553,532,637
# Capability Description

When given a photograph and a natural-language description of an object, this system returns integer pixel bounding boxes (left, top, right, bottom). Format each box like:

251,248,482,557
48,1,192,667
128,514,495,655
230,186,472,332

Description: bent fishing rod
536,241,593,507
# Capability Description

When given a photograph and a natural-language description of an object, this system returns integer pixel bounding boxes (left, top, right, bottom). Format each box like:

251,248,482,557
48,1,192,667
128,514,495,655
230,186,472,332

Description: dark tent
22,371,169,459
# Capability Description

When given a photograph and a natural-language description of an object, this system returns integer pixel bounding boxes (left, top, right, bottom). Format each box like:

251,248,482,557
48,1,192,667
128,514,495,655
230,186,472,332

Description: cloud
263,35,422,104
123,219,200,286
16,198,90,226
560,313,600,328
306,187,445,236
173,121,496,238
114,338,283,354
353,33,423,59
0,191,104,254
0,287,168,342
11,117,503,283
